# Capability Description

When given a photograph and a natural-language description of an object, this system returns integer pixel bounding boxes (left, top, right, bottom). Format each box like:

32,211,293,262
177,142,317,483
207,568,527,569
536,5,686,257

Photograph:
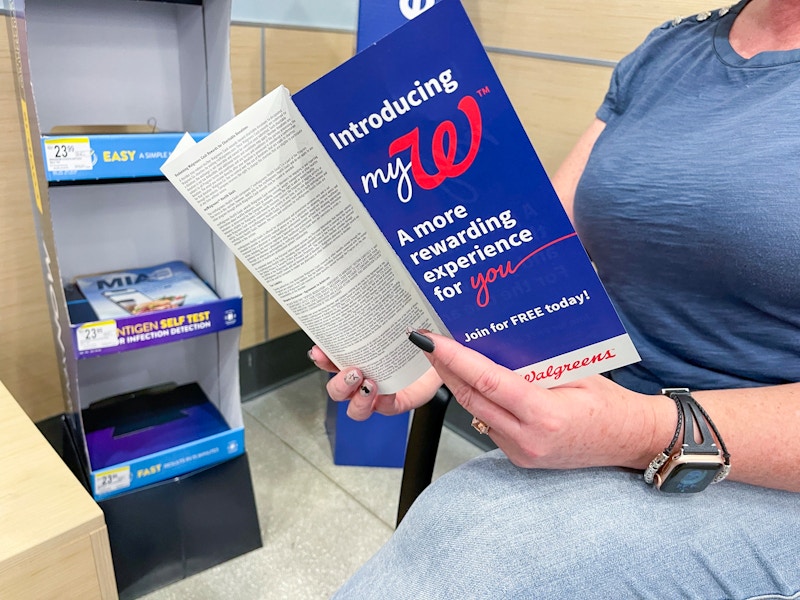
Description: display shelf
68,330,246,502
89,428,245,500
42,133,208,183
70,296,242,359
10,0,263,588
64,258,242,358
80,377,246,501
70,320,246,500
24,0,225,133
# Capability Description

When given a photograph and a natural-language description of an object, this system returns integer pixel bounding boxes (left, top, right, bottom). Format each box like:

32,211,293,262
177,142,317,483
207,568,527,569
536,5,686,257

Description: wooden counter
0,381,117,599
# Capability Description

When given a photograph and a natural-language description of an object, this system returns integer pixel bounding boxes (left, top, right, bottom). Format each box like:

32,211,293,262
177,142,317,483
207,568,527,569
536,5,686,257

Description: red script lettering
388,95,482,190
470,233,578,307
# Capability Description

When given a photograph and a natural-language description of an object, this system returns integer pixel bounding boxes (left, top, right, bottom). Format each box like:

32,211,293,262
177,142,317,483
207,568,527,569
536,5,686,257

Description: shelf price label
44,137,94,171
94,466,131,496
77,320,118,352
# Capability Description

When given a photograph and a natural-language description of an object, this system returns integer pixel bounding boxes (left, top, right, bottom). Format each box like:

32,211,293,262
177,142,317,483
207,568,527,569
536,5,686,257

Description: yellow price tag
44,137,94,171
77,320,118,351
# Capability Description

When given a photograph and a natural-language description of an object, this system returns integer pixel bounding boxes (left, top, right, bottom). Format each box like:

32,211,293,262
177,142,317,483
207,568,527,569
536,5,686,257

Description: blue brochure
162,0,639,392
293,0,639,385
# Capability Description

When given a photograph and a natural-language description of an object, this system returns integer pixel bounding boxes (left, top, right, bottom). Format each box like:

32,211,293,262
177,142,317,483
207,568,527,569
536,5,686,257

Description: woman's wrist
615,389,683,471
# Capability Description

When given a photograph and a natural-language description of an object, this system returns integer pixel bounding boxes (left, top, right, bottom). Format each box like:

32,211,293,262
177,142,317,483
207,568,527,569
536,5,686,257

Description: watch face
658,462,721,493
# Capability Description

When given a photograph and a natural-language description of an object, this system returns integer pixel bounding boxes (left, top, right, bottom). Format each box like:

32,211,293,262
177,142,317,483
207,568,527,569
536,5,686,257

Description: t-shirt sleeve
596,22,672,124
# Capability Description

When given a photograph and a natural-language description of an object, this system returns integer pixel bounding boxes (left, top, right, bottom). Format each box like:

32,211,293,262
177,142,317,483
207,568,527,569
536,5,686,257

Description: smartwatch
653,388,730,493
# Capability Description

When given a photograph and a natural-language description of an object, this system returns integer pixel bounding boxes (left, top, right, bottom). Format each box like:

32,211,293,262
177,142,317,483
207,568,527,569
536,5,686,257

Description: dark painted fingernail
407,328,435,353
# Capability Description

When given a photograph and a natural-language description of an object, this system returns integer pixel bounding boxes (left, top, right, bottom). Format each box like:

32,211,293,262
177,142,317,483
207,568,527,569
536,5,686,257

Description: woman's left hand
411,330,675,471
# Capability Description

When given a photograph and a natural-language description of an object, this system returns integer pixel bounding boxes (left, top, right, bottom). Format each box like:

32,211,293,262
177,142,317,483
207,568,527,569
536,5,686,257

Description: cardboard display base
38,414,262,600
102,452,262,599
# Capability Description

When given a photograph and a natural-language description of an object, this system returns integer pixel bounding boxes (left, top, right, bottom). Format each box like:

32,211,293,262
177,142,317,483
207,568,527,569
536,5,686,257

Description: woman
311,0,800,596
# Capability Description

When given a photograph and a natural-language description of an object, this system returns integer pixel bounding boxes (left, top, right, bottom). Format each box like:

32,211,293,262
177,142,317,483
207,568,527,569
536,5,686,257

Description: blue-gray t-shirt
573,0,800,395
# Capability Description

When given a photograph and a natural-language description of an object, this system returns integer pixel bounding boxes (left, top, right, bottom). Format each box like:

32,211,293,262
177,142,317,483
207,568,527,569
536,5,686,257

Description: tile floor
141,370,483,600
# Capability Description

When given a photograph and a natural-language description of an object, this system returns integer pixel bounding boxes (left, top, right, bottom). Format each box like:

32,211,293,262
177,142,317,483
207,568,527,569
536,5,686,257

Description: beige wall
1,2,714,420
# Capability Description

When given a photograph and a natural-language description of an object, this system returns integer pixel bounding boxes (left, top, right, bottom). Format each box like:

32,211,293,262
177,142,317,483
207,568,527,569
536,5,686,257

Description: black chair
396,385,454,526
396,384,500,526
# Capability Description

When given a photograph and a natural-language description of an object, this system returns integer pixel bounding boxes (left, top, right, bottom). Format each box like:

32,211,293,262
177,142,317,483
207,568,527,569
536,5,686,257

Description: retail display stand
8,0,261,596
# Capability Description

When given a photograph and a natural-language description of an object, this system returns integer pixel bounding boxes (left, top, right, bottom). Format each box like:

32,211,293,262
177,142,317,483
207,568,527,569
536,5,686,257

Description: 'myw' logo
388,95,482,191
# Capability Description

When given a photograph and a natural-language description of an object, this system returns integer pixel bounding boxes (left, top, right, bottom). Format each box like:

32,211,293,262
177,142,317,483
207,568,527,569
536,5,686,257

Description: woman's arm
413,329,800,494
691,384,800,492
546,118,800,492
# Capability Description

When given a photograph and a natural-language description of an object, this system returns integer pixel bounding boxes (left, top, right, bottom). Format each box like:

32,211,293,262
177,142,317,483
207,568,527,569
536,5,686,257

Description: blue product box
325,396,409,468
41,133,207,182
83,382,245,500
75,260,219,320
70,296,243,359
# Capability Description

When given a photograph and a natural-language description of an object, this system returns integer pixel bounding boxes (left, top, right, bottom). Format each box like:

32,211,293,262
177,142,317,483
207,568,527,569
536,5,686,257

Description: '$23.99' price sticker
44,137,94,172
77,320,118,352
94,466,131,496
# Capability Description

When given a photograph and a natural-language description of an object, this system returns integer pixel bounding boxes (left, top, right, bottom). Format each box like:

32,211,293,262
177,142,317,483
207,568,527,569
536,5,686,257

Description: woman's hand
308,345,443,421
408,329,676,471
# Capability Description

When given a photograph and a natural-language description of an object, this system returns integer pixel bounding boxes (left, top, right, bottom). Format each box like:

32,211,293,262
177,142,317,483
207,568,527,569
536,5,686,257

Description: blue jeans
333,450,800,599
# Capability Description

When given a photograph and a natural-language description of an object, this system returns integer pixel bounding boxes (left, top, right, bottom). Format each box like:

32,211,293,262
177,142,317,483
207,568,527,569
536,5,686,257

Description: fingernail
307,349,317,364
359,382,374,397
407,327,435,353
343,370,361,386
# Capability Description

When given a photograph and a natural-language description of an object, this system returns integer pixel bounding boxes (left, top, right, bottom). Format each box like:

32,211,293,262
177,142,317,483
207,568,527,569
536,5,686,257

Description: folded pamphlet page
161,0,640,394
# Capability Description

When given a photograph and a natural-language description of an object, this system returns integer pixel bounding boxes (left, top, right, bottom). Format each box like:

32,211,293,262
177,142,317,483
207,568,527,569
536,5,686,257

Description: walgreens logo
524,349,617,383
